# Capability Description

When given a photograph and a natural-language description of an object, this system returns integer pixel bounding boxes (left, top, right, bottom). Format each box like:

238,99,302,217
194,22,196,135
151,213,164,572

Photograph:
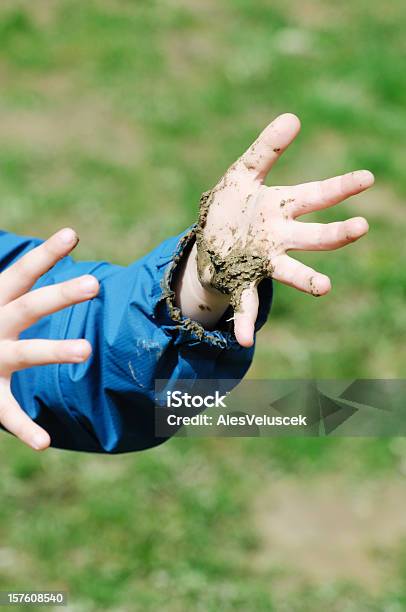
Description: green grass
0,1,406,610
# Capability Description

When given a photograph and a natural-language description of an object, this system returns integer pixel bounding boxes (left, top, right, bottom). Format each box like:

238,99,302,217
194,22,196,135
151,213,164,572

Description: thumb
233,284,259,348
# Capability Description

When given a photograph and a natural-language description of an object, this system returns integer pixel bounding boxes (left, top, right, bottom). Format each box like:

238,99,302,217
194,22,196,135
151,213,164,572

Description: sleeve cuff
152,226,273,349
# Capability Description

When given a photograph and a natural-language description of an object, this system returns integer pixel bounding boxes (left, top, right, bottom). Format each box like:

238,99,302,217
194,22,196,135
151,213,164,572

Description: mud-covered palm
196,113,374,347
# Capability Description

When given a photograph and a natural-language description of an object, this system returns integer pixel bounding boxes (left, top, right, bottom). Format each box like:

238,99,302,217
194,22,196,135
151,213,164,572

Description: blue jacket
1,227,272,453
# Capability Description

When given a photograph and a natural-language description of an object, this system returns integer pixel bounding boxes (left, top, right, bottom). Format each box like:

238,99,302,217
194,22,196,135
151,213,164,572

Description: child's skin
175,113,374,346
0,113,374,451
0,229,99,450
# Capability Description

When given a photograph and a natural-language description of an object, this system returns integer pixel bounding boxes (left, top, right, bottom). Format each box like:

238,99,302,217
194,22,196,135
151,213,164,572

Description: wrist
187,243,230,305
175,242,230,328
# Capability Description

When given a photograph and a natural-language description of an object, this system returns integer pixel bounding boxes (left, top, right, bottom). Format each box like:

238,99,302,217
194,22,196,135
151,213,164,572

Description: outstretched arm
4,226,266,453
1,113,374,454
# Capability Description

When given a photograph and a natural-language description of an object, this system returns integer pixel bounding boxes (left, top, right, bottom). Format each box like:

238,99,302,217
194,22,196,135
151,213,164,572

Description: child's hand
0,229,99,451
188,113,374,347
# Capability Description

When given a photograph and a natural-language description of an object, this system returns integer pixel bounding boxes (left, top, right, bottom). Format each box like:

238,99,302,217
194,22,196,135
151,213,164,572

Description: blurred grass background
0,0,406,610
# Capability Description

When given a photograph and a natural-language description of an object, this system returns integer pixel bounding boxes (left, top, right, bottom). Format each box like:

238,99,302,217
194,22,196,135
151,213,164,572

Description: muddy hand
196,113,374,348
0,229,99,450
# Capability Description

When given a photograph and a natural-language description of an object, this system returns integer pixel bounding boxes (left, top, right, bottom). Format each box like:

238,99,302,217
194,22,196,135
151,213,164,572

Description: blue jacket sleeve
1,227,272,453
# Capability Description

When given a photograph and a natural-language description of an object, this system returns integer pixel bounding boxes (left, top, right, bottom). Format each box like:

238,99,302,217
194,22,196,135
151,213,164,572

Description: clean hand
0,229,99,450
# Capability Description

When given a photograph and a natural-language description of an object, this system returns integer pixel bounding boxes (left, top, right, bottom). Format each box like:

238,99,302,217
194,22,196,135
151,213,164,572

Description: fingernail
69,342,89,361
69,342,89,360
79,275,99,295
360,169,375,181
31,432,49,450
59,228,77,245
349,217,369,237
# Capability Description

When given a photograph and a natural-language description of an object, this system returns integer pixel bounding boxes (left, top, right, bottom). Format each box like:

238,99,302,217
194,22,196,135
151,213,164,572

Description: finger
233,284,259,348
0,228,79,305
0,387,50,450
272,255,332,296
0,275,99,338
288,217,369,251
291,170,375,217
239,113,301,181
0,339,92,374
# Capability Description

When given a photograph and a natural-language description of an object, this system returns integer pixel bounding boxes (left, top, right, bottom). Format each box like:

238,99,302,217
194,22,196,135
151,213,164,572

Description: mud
166,294,212,339
164,238,210,340
309,276,321,297
196,190,272,311
279,197,295,208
